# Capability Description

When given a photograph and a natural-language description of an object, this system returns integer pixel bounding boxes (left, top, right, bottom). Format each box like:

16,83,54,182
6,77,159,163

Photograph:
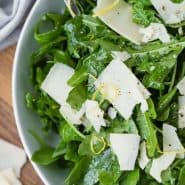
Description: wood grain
0,46,44,185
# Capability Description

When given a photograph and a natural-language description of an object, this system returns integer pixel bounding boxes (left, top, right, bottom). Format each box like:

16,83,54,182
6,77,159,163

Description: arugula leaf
82,149,121,185
67,83,88,110
26,92,62,132
65,157,91,185
129,0,159,26
52,140,66,158
99,172,119,185
136,111,158,157
34,13,64,45
157,88,177,117
147,98,157,119
128,38,185,58
64,142,81,162
142,50,183,90
78,134,106,156
68,49,112,87
52,49,75,68
109,116,138,134
64,15,125,58
178,164,185,185
32,146,58,165
59,122,85,143
120,169,140,185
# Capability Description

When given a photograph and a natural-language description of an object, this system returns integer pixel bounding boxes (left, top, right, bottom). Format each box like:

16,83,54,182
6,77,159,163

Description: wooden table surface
0,46,44,185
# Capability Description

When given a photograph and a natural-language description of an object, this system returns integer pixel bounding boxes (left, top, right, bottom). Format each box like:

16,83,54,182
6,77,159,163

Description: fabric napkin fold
0,0,35,50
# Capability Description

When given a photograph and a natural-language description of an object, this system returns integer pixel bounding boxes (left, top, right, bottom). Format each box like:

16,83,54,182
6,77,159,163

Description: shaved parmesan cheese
0,139,26,177
138,141,150,169
94,0,143,44
59,102,84,125
0,174,10,185
139,23,170,43
95,58,150,120
163,124,184,159
150,153,176,183
110,133,140,171
150,123,185,182
177,76,185,95
178,96,185,128
41,63,74,105
85,100,106,132
0,169,22,185
41,63,84,125
151,0,185,24
108,107,117,119
111,51,131,62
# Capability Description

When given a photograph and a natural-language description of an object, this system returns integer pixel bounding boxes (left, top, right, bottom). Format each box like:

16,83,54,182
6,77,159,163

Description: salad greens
26,0,185,184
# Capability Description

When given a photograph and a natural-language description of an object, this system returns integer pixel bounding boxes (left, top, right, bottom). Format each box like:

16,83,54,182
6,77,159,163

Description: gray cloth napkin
0,0,35,50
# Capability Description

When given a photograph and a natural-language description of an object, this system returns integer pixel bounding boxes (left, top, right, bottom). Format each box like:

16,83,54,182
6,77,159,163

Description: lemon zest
90,135,106,155
93,0,120,17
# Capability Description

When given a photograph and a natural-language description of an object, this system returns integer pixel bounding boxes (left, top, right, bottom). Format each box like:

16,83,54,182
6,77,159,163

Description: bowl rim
12,0,49,184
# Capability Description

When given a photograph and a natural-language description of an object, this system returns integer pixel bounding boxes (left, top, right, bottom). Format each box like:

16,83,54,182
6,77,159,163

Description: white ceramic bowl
12,0,69,184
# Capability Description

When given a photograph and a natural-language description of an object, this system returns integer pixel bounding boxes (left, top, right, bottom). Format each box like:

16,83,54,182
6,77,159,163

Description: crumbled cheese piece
0,139,26,177
94,0,143,44
108,107,117,119
163,124,184,159
178,96,185,128
59,103,84,125
150,153,176,183
111,51,131,62
177,76,185,95
151,0,185,24
95,58,150,120
85,100,106,132
139,23,170,43
110,133,140,171
138,141,150,169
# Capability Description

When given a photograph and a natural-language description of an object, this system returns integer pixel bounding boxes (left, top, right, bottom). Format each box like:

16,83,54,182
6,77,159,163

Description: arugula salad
26,0,185,184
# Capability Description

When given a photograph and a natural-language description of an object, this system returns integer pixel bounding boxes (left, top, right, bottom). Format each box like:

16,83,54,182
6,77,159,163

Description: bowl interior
13,0,70,184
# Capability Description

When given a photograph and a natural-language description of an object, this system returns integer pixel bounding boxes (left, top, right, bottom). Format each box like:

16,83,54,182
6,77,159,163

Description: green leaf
129,38,185,58
99,171,119,185
52,140,66,158
108,116,138,134
82,149,121,185
67,66,88,87
78,134,106,156
120,168,140,185
147,98,157,119
130,1,159,26
34,13,64,45
178,164,185,185
142,50,182,90
68,49,112,87
65,157,91,185
59,122,84,143
52,49,75,67
64,142,81,162
67,83,88,110
32,146,58,165
157,88,177,116
136,111,158,157
64,15,125,58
